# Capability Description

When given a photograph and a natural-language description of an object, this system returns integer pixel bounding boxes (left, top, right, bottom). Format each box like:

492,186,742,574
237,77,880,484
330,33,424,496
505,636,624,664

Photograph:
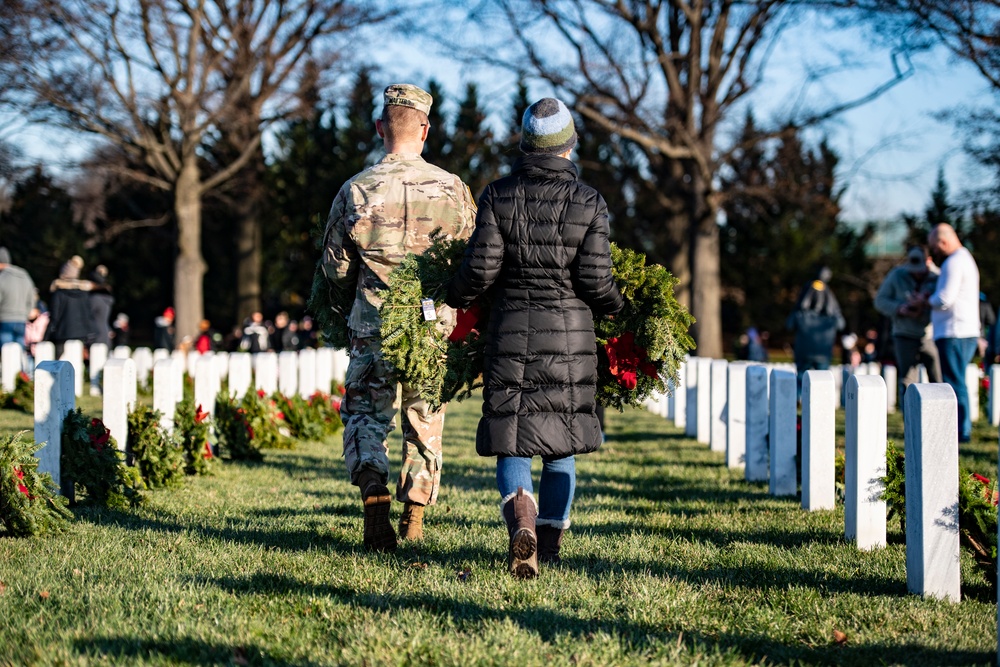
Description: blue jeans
0,322,25,347
935,337,977,442
497,455,576,528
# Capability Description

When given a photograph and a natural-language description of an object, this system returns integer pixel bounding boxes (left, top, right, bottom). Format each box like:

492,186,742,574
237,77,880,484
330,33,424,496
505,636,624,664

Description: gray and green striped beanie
520,98,577,155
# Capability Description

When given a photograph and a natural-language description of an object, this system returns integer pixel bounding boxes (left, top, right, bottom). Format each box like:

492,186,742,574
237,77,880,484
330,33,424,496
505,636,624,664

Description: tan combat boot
357,470,396,552
398,502,425,541
501,487,538,579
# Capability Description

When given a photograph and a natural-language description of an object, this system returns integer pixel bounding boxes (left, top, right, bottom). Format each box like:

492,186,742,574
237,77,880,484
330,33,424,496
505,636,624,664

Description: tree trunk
235,203,262,322
174,156,206,344
689,170,723,359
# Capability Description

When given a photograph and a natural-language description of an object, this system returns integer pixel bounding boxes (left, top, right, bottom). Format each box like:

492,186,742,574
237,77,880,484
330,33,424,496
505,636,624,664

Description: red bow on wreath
604,331,658,390
449,303,484,342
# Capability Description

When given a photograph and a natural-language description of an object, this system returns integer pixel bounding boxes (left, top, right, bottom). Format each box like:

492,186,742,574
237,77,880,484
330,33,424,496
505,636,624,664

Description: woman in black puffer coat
447,98,623,578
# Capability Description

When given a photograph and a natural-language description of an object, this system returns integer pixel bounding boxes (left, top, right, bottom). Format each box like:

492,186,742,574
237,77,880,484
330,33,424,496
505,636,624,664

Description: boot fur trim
499,489,537,519
535,517,571,530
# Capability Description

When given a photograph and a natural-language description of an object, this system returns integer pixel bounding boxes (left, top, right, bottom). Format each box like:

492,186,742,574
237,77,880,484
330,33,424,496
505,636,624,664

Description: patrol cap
383,84,433,116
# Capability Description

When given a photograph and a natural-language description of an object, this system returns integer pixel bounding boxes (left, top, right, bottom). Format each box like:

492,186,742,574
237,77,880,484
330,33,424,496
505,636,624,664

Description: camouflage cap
383,84,432,116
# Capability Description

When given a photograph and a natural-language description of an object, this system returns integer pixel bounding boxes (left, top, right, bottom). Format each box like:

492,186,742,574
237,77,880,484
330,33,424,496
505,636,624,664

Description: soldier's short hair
381,105,427,143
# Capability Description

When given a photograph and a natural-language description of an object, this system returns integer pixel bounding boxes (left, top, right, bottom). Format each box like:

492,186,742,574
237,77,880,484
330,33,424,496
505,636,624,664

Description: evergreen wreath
377,230,488,410
61,410,144,508
0,432,73,537
214,391,263,461
0,372,34,414
375,237,693,411
127,405,185,489
174,398,216,476
279,392,343,442
595,244,695,410
239,390,292,450
308,259,354,350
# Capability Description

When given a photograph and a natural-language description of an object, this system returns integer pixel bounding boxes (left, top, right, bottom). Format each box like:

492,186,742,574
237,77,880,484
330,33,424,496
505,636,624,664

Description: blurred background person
153,307,175,350
111,312,130,347
786,266,845,392
45,255,96,355
89,265,114,348
0,246,37,347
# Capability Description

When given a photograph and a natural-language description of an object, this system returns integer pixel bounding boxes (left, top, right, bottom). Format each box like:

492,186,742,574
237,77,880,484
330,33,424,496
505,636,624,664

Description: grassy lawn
0,393,997,666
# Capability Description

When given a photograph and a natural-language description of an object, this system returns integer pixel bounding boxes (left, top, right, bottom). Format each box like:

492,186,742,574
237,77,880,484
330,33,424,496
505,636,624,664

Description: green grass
0,393,997,666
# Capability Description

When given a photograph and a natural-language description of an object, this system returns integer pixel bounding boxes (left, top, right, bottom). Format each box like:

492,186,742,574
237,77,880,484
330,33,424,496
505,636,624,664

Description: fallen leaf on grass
0,582,5,594
833,630,848,645
39,591,50,600
410,562,428,570
457,568,472,582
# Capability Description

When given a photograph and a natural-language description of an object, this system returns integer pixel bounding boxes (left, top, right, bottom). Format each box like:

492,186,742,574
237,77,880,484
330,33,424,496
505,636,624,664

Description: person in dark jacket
153,307,175,351
45,256,97,355
447,98,623,579
786,266,845,394
89,265,114,348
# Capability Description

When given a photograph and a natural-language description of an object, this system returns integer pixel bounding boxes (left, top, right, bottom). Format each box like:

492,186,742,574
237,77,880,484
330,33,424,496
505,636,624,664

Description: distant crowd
0,248,322,369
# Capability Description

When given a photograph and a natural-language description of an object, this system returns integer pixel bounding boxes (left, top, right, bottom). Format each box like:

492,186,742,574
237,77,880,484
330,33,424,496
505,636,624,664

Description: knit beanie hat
59,255,85,280
520,98,577,155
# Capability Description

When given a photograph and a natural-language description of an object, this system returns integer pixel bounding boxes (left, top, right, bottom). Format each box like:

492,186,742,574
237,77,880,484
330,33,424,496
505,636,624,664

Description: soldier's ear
375,119,385,139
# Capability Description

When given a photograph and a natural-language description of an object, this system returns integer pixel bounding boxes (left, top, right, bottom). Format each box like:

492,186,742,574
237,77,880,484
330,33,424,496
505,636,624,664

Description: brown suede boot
357,470,396,552
501,487,538,579
398,502,425,541
536,525,564,564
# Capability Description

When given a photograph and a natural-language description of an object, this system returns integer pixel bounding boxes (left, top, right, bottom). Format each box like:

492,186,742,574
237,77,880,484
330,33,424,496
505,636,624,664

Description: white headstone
695,358,712,445
170,351,185,404
725,362,749,469
1,342,22,392
153,358,178,432
278,350,298,397
966,363,980,423
132,347,154,389
60,340,85,397
228,353,253,399
187,350,201,377
745,365,769,483
112,345,131,359
672,361,687,430
990,365,1000,427
768,369,797,497
33,341,55,368
298,348,318,397
904,383,960,602
709,359,728,453
684,356,698,437
88,343,109,396
102,358,136,453
802,370,836,511
844,374,887,550
331,348,349,385
152,348,169,363
255,352,278,395
194,355,218,415
883,364,898,414
840,366,854,408
33,360,75,497
315,347,334,395
214,351,229,380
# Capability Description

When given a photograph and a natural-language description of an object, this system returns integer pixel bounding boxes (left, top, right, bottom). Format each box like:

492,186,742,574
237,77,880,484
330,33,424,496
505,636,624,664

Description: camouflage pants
341,335,445,506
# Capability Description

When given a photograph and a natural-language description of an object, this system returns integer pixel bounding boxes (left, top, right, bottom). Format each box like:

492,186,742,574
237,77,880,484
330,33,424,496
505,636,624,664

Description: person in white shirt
917,223,980,442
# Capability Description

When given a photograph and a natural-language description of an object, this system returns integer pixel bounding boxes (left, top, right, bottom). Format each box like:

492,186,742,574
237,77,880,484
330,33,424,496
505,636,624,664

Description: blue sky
6,9,992,230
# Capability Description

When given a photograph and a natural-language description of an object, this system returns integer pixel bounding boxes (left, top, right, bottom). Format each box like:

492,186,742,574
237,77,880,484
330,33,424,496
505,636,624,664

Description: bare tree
456,0,911,356
13,0,385,340
848,0,999,90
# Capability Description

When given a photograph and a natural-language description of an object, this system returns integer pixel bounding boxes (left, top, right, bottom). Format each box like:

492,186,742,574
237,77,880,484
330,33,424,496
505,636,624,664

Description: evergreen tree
902,166,963,247
719,115,872,343
448,83,501,198
422,79,449,165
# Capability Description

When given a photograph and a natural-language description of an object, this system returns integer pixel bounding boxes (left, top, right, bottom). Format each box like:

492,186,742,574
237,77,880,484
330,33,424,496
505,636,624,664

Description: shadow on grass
73,636,303,667
193,572,991,667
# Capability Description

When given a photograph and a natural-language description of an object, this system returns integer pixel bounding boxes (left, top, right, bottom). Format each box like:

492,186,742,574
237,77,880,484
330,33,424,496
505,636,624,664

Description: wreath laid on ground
280,392,343,442
62,410,144,508
214,392,263,461
374,237,694,411
174,398,216,476
127,405,185,489
883,441,997,590
0,372,34,414
0,432,72,537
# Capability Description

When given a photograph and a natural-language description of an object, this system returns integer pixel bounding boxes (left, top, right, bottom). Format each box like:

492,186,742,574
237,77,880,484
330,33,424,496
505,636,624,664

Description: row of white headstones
1,340,348,502
643,357,1000,606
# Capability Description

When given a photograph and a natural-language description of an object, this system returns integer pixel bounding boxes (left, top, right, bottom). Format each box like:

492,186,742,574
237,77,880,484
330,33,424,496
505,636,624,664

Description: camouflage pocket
345,351,375,389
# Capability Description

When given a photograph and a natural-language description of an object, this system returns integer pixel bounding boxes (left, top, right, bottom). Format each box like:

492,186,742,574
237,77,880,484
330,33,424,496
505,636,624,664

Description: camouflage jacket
321,153,477,337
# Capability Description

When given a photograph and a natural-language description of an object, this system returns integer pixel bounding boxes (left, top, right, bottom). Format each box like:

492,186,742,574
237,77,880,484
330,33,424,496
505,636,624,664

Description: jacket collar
512,154,578,181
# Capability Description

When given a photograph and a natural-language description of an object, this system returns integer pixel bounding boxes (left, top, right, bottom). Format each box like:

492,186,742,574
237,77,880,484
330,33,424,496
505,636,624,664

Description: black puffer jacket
446,154,623,458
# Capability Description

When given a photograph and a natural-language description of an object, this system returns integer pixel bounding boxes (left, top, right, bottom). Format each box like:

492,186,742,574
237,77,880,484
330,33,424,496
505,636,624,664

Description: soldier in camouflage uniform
319,84,477,552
